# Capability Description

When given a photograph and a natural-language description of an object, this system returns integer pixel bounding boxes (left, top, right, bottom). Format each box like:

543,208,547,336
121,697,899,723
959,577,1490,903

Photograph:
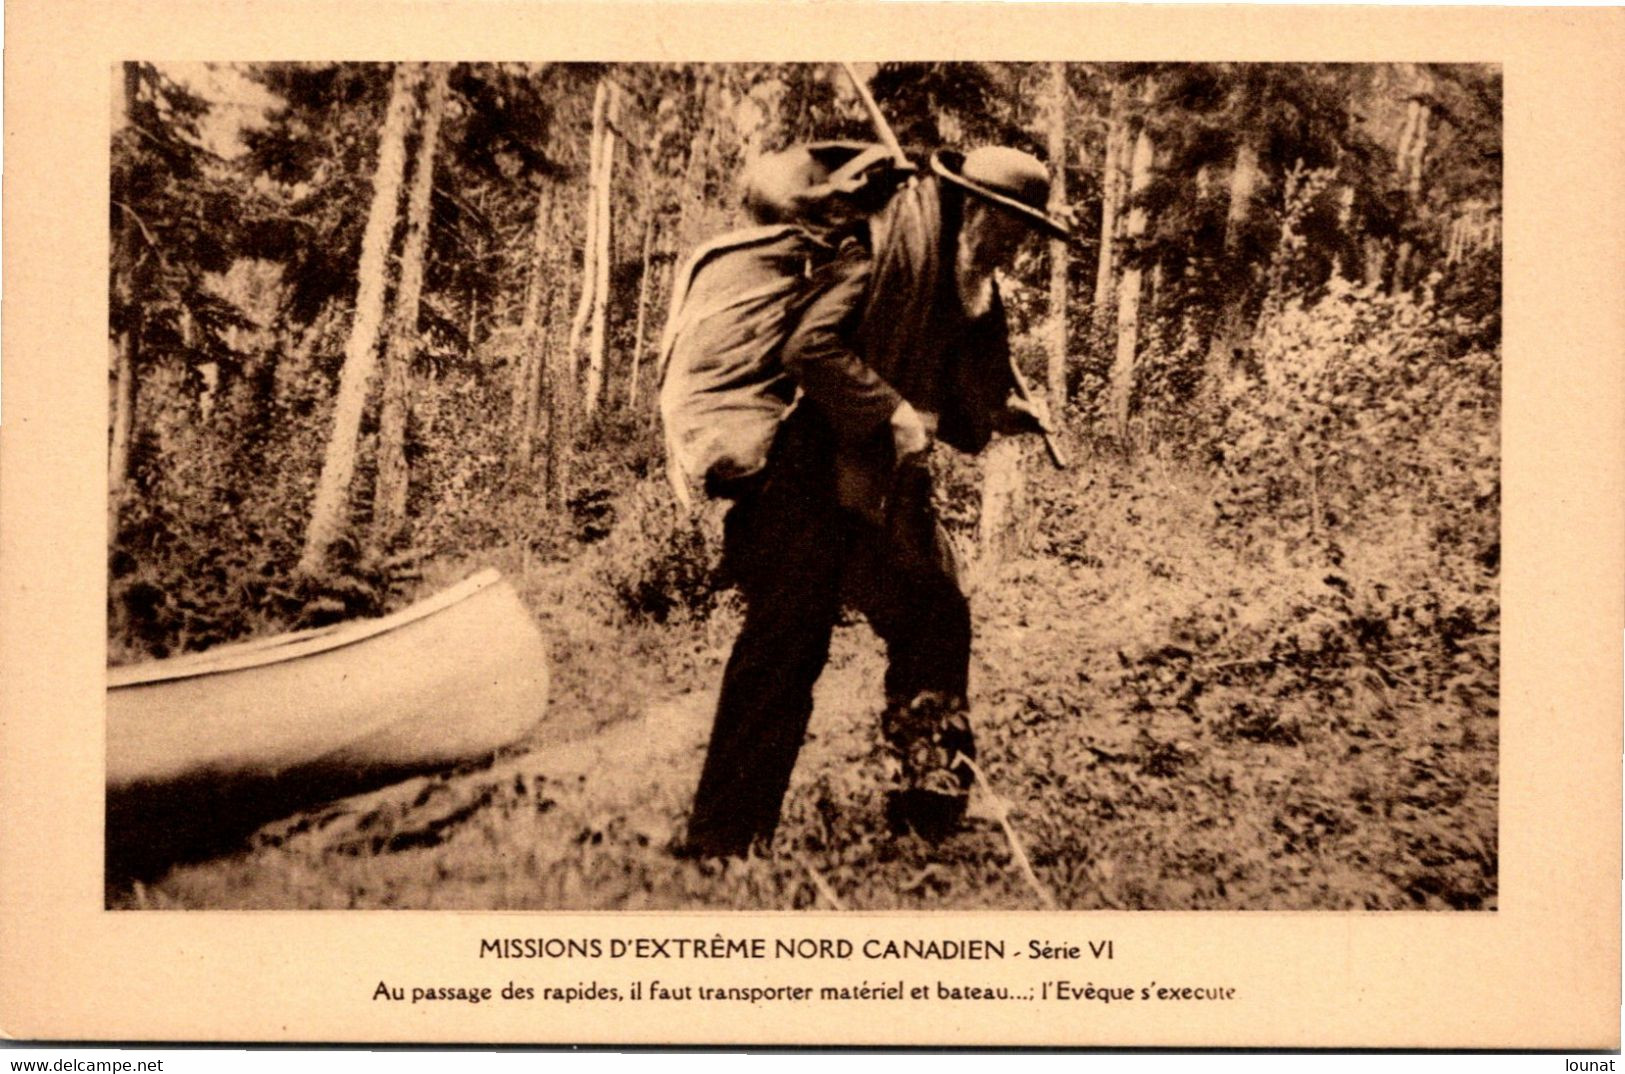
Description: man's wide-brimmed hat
931,147,1071,240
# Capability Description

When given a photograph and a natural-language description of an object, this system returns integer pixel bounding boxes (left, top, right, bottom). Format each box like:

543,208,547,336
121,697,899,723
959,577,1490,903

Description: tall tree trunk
1204,138,1262,393
544,293,575,510
1390,99,1419,293
677,70,718,254
370,63,448,559
566,79,607,388
108,329,138,527
552,78,613,503
1091,83,1126,338
1394,97,1419,179
183,310,220,420
584,82,617,419
1109,122,1154,440
521,314,552,472
511,203,544,436
628,210,657,408
1391,97,1431,295
1222,140,1259,256
108,62,144,532
525,293,556,466
1408,104,1431,200
1363,237,1387,289
108,294,140,502
514,182,556,468
297,62,421,579
1334,183,1357,278
1391,243,1413,295
1394,94,1431,200
1045,61,1069,409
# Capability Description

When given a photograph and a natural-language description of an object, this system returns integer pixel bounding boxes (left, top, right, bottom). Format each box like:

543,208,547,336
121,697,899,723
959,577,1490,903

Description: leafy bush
588,478,727,625
1213,277,1499,561
109,439,390,663
1129,319,1211,452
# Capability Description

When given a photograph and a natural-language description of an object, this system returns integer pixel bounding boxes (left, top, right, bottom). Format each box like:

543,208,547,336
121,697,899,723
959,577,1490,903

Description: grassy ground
114,449,1497,912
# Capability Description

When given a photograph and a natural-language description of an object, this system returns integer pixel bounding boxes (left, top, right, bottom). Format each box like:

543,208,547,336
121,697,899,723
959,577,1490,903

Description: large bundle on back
658,142,910,505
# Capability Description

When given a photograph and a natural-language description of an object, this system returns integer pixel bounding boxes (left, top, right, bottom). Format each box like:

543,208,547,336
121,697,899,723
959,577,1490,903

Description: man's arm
994,391,1054,436
781,239,908,446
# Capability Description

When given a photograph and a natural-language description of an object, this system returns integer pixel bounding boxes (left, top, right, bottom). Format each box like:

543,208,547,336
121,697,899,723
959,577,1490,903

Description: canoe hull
107,570,549,791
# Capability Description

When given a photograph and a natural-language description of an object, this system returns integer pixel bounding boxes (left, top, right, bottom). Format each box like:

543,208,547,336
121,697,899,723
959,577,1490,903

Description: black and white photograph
103,59,1503,912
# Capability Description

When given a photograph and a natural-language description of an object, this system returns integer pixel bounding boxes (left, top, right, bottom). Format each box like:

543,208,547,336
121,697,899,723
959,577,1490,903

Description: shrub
589,478,727,625
1213,277,1499,563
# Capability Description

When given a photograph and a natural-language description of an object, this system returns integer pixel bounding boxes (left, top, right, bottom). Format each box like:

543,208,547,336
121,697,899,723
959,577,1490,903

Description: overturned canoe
107,569,549,793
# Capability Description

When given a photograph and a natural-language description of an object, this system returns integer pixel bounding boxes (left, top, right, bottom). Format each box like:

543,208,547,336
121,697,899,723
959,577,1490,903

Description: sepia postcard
1,0,1620,1050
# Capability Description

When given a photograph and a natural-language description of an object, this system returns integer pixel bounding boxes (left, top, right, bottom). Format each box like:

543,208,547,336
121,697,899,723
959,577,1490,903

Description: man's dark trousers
684,412,971,858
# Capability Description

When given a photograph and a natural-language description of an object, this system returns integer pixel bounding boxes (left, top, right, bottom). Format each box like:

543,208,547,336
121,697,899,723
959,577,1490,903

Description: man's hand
890,400,934,462
999,392,1054,436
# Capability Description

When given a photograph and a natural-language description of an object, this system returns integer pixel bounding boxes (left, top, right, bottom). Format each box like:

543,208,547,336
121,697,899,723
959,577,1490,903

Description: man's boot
880,690,975,842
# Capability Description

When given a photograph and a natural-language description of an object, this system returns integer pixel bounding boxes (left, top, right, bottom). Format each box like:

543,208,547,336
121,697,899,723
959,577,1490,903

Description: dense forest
109,62,1500,910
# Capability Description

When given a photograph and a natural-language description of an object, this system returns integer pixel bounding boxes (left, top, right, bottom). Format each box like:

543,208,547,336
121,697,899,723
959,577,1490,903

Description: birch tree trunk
628,211,656,408
1090,83,1126,338
1390,97,1431,295
108,288,140,494
108,62,144,528
1334,183,1356,278
565,80,607,388
371,63,448,558
1045,61,1069,409
583,82,617,419
1407,104,1430,201
108,328,137,523
550,77,615,504
1109,123,1154,440
296,62,421,579
1222,141,1259,256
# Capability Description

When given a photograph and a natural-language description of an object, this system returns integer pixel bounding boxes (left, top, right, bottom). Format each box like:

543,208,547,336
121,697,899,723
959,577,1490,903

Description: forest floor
112,449,1498,912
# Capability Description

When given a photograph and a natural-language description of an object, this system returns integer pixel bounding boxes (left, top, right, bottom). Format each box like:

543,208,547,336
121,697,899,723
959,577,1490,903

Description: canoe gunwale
107,568,505,689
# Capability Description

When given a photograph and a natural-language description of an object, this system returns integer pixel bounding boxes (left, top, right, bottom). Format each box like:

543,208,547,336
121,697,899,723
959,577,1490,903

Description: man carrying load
667,144,1069,859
